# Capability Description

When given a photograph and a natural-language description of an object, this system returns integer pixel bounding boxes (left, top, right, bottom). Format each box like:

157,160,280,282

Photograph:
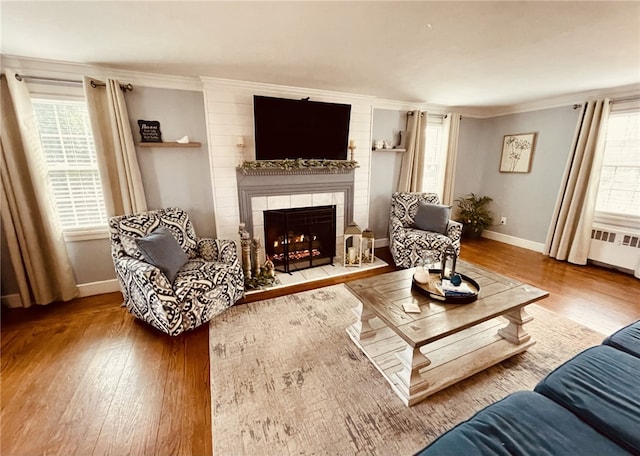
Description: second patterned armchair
389,192,463,268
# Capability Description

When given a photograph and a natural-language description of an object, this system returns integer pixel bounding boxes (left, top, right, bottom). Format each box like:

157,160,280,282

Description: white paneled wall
201,77,375,242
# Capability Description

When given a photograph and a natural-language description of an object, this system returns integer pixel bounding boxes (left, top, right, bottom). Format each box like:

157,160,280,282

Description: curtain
0,71,78,306
397,111,427,192
84,77,146,216
441,112,461,206
544,99,611,264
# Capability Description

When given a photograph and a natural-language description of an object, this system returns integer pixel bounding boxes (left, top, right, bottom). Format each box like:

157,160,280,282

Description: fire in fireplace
264,205,336,273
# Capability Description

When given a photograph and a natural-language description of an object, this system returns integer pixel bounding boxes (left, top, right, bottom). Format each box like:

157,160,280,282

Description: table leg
393,344,431,398
498,307,533,344
350,301,377,340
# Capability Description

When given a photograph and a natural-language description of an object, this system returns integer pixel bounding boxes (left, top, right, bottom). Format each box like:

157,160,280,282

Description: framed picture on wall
499,132,537,173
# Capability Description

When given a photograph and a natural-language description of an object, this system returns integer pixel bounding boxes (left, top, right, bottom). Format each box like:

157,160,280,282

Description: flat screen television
253,95,351,161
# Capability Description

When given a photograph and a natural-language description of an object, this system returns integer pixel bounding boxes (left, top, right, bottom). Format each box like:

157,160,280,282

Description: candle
348,246,356,264
349,139,356,148
236,136,245,147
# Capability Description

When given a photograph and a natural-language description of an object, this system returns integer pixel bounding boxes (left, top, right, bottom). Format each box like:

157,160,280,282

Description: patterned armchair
109,207,245,336
389,192,463,268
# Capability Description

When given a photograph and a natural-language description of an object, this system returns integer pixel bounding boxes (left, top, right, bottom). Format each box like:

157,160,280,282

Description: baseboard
77,279,120,297
375,238,390,248
1,293,23,308
482,230,545,253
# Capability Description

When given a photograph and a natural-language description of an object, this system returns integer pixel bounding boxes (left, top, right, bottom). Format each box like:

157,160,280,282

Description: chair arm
113,256,180,330
446,220,463,242
389,216,407,239
198,238,240,265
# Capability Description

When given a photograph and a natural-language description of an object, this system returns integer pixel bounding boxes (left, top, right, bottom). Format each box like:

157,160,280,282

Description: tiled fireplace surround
236,169,355,263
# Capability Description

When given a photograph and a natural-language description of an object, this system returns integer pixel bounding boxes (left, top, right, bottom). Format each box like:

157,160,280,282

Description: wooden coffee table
345,260,549,406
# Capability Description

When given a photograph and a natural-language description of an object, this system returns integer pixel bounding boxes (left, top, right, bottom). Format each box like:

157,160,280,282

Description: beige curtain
84,77,146,216
544,99,611,264
397,111,427,192
0,71,78,306
441,112,461,205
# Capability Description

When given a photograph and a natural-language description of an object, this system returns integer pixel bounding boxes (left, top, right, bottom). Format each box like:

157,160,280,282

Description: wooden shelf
137,142,202,148
373,148,406,152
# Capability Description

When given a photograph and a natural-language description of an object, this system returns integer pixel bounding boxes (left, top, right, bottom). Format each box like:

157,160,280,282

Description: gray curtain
397,111,427,192
442,113,461,206
544,99,611,264
0,71,78,306
84,77,147,216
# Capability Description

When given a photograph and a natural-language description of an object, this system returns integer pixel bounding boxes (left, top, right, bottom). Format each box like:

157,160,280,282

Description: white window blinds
33,99,108,230
596,109,640,219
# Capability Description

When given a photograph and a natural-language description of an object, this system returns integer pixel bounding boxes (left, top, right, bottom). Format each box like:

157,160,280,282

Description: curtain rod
13,73,134,92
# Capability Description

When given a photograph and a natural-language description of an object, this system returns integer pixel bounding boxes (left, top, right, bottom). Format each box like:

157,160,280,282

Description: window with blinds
422,115,445,195
32,99,108,230
595,109,640,219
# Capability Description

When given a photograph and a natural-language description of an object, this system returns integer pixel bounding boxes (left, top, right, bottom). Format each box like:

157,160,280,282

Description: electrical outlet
500,217,507,225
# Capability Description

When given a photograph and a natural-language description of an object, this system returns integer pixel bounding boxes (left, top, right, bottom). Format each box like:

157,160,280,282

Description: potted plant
455,193,494,239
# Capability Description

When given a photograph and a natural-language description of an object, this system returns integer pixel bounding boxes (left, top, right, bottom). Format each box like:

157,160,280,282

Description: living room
1,2,639,455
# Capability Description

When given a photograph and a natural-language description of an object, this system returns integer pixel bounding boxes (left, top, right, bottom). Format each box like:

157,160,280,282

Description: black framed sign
138,120,163,143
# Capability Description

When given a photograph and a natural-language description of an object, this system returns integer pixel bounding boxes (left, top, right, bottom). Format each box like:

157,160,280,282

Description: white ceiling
2,1,639,109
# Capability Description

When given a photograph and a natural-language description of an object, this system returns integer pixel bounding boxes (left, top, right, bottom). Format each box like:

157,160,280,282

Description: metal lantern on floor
344,222,362,267
361,228,375,263
440,245,458,281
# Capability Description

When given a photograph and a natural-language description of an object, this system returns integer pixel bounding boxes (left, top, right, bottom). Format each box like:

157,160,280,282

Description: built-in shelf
137,142,202,148
373,148,406,152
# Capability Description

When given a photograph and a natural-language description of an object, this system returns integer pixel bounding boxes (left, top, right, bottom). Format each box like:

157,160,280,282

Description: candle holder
348,140,356,161
343,221,362,267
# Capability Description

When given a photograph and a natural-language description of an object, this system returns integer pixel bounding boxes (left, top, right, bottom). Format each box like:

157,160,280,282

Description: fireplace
264,205,336,273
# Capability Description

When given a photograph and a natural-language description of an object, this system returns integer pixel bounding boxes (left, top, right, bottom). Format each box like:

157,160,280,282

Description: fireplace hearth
264,205,336,273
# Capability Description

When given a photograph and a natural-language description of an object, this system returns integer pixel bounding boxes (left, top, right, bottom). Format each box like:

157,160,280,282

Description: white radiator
589,225,640,272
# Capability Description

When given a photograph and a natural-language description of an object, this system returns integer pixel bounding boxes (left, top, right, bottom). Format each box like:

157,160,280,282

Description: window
595,109,640,220
422,115,446,195
32,99,108,230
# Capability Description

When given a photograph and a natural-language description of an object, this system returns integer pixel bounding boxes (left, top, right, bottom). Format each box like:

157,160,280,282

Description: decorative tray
411,270,480,304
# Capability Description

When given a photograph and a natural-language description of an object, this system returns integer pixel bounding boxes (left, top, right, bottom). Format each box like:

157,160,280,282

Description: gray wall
127,86,215,238
455,106,580,244
369,109,406,240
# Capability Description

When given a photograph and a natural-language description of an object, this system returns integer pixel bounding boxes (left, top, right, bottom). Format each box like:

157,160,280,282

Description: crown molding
200,76,376,104
1,55,203,92
455,82,640,118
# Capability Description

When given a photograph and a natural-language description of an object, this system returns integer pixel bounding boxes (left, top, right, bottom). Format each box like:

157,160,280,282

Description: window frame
594,103,640,230
30,84,109,241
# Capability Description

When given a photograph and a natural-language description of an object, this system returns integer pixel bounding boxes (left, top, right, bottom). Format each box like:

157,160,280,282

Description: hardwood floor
1,238,638,455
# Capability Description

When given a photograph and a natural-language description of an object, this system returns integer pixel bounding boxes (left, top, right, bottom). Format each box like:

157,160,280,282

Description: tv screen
253,95,351,161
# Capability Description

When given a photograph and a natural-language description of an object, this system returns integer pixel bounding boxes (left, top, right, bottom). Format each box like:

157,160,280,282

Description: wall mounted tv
253,95,351,161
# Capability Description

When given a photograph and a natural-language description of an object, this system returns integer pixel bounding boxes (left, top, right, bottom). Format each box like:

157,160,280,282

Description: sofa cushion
603,320,640,358
534,345,640,454
414,203,451,234
414,391,630,456
136,226,188,282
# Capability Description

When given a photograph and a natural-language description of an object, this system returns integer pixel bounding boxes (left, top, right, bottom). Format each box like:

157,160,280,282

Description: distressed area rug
209,284,605,455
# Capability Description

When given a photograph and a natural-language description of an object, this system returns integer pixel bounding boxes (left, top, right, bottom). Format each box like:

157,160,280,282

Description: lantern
361,228,375,263
440,245,458,282
344,222,362,267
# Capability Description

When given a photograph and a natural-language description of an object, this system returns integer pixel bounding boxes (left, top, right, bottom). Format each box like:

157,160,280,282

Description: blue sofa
415,321,640,456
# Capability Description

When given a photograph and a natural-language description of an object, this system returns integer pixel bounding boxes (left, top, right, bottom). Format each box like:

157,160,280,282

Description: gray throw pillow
136,226,188,282
414,203,451,234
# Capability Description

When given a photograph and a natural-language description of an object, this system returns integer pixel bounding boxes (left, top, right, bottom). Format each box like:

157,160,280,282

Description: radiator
589,225,640,271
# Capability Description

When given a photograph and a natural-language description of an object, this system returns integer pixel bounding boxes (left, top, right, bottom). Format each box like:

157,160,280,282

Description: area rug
209,284,605,455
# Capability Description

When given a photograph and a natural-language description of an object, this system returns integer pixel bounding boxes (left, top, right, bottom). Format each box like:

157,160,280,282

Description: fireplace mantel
236,169,355,239
238,159,358,176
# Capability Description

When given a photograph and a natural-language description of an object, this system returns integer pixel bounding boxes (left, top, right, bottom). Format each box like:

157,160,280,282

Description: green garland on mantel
239,159,359,171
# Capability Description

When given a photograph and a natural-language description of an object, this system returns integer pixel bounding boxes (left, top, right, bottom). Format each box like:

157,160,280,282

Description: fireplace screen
264,205,336,273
